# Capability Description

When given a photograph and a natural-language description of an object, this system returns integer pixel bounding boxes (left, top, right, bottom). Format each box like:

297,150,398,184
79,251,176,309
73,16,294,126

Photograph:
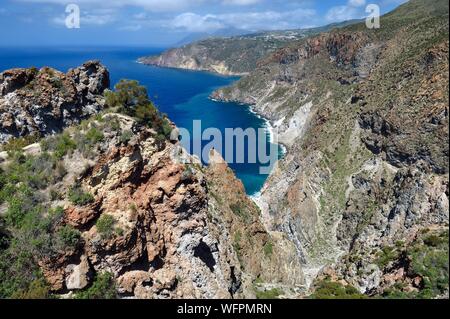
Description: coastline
136,60,283,199
245,104,287,223
247,104,288,158
210,98,289,204
136,61,273,196
136,58,247,77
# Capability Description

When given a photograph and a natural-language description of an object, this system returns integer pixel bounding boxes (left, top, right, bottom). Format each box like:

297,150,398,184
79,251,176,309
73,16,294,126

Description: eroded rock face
206,150,305,297
0,61,109,143
210,0,449,296
35,118,243,298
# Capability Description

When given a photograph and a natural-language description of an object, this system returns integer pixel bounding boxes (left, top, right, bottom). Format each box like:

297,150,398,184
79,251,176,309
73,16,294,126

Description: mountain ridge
138,20,361,76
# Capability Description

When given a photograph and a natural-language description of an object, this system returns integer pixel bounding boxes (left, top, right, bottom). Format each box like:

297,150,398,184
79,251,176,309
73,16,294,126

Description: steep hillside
0,65,302,299
213,0,449,297
138,21,359,76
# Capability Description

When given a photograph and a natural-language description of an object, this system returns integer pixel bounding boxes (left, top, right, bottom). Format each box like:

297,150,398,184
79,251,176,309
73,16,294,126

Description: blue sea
0,47,280,195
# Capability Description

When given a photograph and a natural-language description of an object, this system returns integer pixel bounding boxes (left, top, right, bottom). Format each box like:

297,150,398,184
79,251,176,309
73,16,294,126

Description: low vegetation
0,135,40,153
310,279,367,299
96,214,121,239
263,241,273,257
40,133,77,159
255,288,282,299
75,272,117,299
105,79,172,139
375,246,400,269
229,201,251,222
404,230,448,298
68,186,95,206
0,202,80,298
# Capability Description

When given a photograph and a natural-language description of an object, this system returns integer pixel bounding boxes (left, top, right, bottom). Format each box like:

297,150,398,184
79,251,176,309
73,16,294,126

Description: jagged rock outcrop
32,115,242,298
0,61,109,143
212,0,449,297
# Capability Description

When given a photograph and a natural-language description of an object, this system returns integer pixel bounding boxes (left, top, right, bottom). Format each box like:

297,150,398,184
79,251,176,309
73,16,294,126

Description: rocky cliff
0,61,110,144
0,64,302,299
212,0,449,297
34,117,243,298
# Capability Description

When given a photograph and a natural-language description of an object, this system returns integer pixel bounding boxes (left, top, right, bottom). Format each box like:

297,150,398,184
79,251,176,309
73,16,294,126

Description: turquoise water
0,47,278,195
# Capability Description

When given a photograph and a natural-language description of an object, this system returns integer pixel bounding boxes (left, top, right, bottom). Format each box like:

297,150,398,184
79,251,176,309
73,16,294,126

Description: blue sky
0,0,407,47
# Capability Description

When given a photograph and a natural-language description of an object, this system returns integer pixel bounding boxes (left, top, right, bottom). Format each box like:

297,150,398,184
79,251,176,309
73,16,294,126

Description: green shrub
263,241,273,257
96,214,117,239
5,196,36,228
233,231,242,253
85,127,104,144
0,152,66,204
75,272,117,299
94,113,105,123
0,138,78,298
255,288,282,299
154,133,167,150
423,233,447,247
375,246,399,269
230,202,250,221
1,135,40,153
310,279,367,299
70,125,105,158
54,225,81,250
381,288,416,299
105,79,170,137
68,187,94,206
108,118,121,132
53,133,77,159
0,206,72,298
160,118,173,137
407,230,449,298
105,80,149,111
11,278,51,299
0,248,45,298
119,130,133,144
49,188,62,201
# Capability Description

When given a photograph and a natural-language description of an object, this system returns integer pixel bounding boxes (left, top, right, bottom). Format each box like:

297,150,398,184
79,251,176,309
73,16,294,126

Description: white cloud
171,12,225,32
52,11,116,26
133,12,148,20
348,0,366,7
168,8,316,32
19,0,398,34
222,0,262,5
326,6,356,21
17,0,275,12
325,0,368,22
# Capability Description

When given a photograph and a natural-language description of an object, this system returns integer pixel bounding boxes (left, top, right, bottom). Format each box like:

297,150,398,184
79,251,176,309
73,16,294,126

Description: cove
0,46,280,195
